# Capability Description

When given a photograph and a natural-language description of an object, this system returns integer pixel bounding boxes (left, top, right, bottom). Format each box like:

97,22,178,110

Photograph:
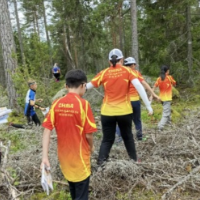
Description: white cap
109,48,123,60
124,57,136,65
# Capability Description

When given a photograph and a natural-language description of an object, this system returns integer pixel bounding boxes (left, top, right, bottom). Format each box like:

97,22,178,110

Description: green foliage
0,132,26,152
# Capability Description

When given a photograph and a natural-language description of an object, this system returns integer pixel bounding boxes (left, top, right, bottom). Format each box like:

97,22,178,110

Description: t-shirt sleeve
90,70,104,87
29,91,35,101
42,100,58,130
83,101,97,134
129,68,137,81
137,71,144,82
169,75,176,86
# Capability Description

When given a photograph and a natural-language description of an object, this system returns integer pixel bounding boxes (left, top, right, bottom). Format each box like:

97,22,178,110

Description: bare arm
40,128,51,169
149,85,156,102
86,133,94,153
141,80,160,101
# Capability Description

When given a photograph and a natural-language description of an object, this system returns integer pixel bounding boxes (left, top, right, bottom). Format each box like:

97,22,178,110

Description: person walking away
41,69,97,200
123,57,160,140
86,48,153,165
52,63,61,81
24,80,45,126
150,65,176,131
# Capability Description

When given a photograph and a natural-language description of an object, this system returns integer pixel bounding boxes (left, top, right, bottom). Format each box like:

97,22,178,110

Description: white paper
0,108,12,117
41,165,53,195
41,107,50,116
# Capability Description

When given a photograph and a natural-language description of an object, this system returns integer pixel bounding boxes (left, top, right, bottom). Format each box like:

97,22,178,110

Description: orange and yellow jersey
91,64,138,116
42,93,97,182
154,75,176,101
129,69,144,101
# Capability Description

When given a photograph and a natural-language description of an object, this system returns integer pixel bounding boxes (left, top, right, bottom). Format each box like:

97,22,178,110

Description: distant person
52,63,61,82
24,79,45,126
41,69,97,200
150,65,176,131
86,48,153,165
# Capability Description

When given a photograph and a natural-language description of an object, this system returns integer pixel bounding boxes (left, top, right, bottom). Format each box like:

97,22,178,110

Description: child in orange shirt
150,65,176,131
41,69,97,200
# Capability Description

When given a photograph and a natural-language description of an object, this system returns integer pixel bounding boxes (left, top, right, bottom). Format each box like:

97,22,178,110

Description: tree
13,0,25,65
0,0,18,108
0,34,6,88
130,0,139,69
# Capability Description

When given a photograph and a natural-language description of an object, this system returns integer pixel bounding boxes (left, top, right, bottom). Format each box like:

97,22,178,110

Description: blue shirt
52,66,60,73
24,89,36,116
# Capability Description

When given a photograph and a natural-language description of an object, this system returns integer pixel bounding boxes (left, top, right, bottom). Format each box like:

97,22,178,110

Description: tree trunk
186,5,193,84
13,0,25,66
42,0,53,69
0,0,18,109
0,34,6,88
130,0,139,70
63,25,76,69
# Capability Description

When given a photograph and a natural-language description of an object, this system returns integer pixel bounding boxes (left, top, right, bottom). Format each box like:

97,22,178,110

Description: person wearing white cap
122,57,160,140
86,48,153,165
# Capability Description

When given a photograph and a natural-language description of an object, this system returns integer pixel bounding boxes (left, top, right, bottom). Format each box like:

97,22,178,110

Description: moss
7,110,26,124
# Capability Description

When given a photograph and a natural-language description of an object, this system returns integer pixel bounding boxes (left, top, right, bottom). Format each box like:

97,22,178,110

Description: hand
149,95,153,102
154,94,160,101
40,158,50,171
37,99,43,102
90,145,95,153
147,106,153,116
40,107,46,111
148,111,153,116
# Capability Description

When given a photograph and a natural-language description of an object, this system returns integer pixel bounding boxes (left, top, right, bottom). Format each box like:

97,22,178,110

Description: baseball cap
124,57,136,65
109,49,123,60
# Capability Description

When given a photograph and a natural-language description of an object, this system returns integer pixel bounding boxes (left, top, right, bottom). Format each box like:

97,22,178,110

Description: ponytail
110,55,120,67
160,65,169,81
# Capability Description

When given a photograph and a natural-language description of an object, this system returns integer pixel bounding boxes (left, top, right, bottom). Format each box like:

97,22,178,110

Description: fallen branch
0,141,20,200
161,165,200,200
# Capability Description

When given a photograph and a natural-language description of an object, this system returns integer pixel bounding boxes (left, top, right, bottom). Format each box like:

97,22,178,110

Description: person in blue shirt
24,80,45,126
52,63,61,82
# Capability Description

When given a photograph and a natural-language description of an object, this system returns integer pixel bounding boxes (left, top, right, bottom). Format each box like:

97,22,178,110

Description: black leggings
27,114,41,126
53,73,60,80
97,114,137,165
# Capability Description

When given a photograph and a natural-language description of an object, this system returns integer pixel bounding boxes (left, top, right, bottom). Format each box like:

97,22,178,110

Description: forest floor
1,78,200,200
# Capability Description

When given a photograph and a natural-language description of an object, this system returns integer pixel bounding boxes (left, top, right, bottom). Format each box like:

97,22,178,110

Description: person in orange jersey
150,65,176,131
86,48,153,165
41,69,97,200
122,57,159,140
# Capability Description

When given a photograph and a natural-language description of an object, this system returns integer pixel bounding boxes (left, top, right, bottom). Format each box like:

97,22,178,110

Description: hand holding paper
41,164,53,195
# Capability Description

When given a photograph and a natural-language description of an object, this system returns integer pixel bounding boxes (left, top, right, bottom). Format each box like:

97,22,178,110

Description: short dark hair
65,69,87,88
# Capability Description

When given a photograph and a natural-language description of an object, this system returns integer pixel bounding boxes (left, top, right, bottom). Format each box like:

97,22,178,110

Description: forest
1,0,200,200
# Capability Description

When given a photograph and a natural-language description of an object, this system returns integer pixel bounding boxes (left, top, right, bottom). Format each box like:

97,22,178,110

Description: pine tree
0,0,18,108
